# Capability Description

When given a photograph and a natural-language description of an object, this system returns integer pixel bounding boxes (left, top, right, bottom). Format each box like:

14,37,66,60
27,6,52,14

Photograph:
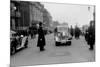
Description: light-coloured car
10,30,28,55
54,25,72,46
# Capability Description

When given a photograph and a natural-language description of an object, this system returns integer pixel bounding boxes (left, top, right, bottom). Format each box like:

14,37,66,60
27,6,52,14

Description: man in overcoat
85,21,95,50
37,22,46,51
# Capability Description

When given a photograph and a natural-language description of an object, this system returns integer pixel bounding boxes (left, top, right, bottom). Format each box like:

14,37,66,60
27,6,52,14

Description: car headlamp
21,35,23,37
55,36,60,41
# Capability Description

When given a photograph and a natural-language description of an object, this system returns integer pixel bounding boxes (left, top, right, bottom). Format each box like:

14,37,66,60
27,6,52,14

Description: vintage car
54,25,72,46
10,30,28,55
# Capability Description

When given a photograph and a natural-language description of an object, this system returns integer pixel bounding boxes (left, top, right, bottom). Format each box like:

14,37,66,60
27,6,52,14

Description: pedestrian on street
85,30,89,43
70,26,74,37
37,22,46,51
85,21,95,50
75,26,80,39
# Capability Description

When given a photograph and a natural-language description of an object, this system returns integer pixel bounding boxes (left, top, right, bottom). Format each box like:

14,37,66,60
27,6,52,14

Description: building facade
43,9,52,28
10,1,21,30
10,0,52,31
29,2,44,27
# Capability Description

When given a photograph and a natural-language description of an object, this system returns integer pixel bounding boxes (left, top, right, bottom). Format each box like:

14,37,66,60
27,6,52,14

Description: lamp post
88,6,95,27
93,6,95,23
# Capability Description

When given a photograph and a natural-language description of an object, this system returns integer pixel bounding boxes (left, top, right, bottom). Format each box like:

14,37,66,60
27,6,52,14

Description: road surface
10,33,95,66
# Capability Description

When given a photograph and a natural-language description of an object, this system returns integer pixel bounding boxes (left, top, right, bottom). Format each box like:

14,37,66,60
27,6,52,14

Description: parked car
54,25,72,46
10,30,28,55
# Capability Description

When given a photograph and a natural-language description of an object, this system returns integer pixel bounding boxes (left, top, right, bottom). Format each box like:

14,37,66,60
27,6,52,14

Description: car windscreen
57,27,68,32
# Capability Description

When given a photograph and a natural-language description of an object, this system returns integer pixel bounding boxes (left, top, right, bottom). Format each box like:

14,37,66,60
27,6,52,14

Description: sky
42,2,94,27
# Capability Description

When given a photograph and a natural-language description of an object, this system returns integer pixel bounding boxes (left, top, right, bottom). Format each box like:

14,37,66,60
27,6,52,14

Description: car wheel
11,47,16,55
55,42,60,46
68,41,71,46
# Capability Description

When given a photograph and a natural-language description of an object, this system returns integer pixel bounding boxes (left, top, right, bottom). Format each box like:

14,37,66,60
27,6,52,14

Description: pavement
10,33,95,66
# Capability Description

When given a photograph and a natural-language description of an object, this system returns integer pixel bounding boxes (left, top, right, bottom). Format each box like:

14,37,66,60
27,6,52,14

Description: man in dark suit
37,22,46,51
85,21,95,50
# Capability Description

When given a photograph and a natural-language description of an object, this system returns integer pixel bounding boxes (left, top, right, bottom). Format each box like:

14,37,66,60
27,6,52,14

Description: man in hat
37,22,46,51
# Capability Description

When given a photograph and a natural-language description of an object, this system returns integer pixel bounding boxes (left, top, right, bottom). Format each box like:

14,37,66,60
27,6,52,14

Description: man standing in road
85,21,95,50
37,22,46,51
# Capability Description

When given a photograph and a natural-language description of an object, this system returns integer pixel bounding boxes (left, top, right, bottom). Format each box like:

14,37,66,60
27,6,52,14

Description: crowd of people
70,21,95,51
